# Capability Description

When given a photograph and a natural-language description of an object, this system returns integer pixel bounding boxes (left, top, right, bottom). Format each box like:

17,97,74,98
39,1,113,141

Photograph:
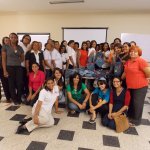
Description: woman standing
0,37,11,102
77,41,88,68
102,77,131,130
16,77,59,134
59,45,69,72
122,45,150,125
25,41,45,74
2,33,24,105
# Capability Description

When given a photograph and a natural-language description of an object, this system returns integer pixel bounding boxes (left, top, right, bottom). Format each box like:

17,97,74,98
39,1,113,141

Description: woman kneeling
16,77,58,134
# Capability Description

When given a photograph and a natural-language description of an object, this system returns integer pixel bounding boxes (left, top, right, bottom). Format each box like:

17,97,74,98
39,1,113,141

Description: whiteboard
17,33,50,50
121,33,150,62
63,28,108,47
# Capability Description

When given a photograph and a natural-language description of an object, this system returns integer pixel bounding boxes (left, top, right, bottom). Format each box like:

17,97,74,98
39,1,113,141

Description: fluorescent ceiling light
49,0,84,4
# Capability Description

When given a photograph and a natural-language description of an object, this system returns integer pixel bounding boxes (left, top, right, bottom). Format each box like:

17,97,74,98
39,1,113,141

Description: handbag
114,113,129,133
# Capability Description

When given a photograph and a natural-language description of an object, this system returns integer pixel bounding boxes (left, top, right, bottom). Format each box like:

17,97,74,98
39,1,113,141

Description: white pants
26,107,54,132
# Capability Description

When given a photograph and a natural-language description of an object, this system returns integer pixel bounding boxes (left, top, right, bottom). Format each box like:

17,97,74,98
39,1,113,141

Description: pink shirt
124,57,148,89
29,70,45,92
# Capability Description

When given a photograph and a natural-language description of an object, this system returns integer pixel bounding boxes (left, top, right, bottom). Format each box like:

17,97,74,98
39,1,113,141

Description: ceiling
0,0,150,13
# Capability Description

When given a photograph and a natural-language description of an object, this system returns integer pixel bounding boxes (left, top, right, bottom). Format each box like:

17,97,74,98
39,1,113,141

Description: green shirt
66,83,87,101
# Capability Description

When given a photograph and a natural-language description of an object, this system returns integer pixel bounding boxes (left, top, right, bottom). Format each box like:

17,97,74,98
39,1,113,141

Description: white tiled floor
0,89,150,150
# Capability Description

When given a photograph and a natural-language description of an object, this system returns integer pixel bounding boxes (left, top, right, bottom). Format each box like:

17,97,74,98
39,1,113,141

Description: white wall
0,12,150,44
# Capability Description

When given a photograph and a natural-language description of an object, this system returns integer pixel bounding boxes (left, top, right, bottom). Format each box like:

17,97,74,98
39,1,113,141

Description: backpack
113,58,123,77
87,52,95,71
94,51,104,68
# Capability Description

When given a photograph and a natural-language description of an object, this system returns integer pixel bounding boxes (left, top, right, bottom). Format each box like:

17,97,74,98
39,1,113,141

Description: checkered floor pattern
0,87,150,150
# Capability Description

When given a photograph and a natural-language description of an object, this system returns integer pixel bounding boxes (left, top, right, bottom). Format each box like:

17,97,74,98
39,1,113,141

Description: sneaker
89,118,96,124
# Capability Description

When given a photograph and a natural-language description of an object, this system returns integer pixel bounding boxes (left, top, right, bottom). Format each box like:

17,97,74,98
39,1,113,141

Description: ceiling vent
49,0,84,4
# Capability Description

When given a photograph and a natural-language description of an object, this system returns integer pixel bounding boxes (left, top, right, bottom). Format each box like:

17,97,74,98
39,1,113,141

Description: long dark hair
53,68,64,85
69,72,82,92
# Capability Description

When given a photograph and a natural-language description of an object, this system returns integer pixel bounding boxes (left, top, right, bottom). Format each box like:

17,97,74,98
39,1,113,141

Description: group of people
0,33,150,134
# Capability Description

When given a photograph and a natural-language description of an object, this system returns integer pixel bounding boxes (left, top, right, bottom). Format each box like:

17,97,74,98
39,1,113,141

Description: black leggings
91,93,109,118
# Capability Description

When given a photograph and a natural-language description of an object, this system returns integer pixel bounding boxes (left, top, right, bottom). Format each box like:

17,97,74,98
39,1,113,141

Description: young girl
89,77,110,124
16,77,59,134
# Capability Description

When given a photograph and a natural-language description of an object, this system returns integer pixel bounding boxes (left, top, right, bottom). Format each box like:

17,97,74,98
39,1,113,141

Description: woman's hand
89,105,95,113
27,94,32,101
55,110,63,114
33,115,39,125
31,93,36,100
78,103,84,110
111,112,117,118
108,113,112,119
81,102,86,109
3,71,8,78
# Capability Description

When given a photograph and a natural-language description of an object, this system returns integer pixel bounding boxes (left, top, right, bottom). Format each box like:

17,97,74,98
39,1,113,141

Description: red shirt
124,57,148,89
79,49,88,67
29,70,45,92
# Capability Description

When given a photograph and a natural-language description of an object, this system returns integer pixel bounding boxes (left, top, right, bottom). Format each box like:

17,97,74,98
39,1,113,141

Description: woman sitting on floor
89,77,110,124
66,72,90,114
102,77,131,130
26,62,45,106
16,77,59,134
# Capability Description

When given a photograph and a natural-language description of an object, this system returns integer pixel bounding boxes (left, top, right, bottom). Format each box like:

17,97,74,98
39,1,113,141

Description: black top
25,50,44,72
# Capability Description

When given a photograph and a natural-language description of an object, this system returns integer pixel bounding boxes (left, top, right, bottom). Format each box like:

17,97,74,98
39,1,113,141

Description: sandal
70,110,76,115
89,118,96,124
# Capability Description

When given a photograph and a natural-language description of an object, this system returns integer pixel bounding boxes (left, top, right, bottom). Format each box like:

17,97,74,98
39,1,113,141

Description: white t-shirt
19,42,30,67
44,49,52,69
51,49,63,69
88,47,96,56
61,53,69,70
34,89,59,113
67,46,76,66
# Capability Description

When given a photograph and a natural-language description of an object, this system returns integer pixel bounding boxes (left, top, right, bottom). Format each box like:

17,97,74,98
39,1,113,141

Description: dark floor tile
103,135,120,148
58,103,66,108
57,130,75,141
54,118,60,125
141,119,150,126
148,112,150,115
144,101,150,105
0,136,4,141
67,112,80,117
10,114,26,121
78,148,94,150
16,129,30,135
6,106,20,111
123,127,138,135
26,141,47,150
82,121,96,130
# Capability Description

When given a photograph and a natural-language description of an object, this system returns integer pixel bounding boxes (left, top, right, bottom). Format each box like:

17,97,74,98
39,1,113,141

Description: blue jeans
68,98,89,112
